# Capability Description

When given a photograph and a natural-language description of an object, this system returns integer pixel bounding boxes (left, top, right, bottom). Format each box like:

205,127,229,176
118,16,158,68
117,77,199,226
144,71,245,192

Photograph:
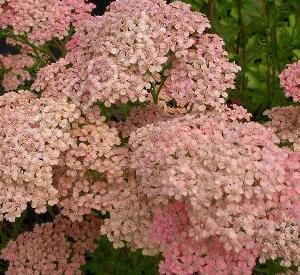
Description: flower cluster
0,52,34,91
0,91,79,221
159,34,240,108
0,0,299,274
0,0,95,45
280,60,300,102
160,235,259,275
1,215,101,274
258,219,300,268
129,113,294,252
33,0,239,110
264,105,300,151
0,91,126,222
54,111,128,221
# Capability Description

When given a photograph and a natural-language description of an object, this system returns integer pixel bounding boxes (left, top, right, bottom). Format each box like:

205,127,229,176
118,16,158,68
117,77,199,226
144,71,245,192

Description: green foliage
82,237,161,275
253,259,298,275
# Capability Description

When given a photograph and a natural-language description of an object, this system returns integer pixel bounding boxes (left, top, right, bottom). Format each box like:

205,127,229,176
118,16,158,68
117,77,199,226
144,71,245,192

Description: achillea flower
0,91,127,222
0,0,94,45
258,219,300,268
129,112,291,252
0,91,80,221
159,34,240,108
280,60,300,102
150,202,190,248
33,0,238,111
99,173,161,255
159,235,259,275
0,52,34,91
264,106,300,151
110,101,189,138
1,215,101,275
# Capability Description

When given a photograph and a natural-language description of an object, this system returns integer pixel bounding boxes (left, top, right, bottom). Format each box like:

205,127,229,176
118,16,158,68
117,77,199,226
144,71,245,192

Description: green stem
4,30,56,63
236,0,246,94
151,83,158,105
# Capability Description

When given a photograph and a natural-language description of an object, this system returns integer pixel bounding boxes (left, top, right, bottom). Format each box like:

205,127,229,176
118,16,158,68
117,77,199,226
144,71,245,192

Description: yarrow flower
0,0,299,273
280,60,300,102
1,215,101,275
33,0,239,111
0,52,34,91
0,0,95,45
0,91,127,222
129,112,295,253
264,106,300,151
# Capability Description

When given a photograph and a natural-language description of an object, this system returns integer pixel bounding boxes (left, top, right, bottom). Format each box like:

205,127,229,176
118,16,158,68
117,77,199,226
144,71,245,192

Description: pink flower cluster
54,113,128,221
0,0,95,45
265,106,300,151
33,0,239,110
160,236,259,275
1,215,101,274
0,0,299,274
0,91,126,222
0,51,34,91
280,60,300,102
129,112,297,253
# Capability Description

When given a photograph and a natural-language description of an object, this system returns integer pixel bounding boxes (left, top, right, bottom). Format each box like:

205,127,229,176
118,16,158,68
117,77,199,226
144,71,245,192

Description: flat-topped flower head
280,60,300,102
0,0,94,45
33,0,238,111
1,215,101,275
264,106,300,151
129,112,293,252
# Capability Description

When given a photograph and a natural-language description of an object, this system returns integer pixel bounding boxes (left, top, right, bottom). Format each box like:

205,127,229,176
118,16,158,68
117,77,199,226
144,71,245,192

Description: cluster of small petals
264,106,300,151
99,174,162,255
280,60,300,102
32,58,78,99
0,0,4,15
0,0,94,45
150,202,190,248
0,52,34,91
0,89,129,222
217,104,252,122
280,151,300,223
33,0,239,110
55,173,108,221
151,202,258,274
66,117,124,177
1,215,101,274
159,235,259,275
111,101,189,138
54,118,128,221
0,0,299,273
129,112,291,251
159,34,240,108
0,91,80,221
258,219,300,268
52,106,128,220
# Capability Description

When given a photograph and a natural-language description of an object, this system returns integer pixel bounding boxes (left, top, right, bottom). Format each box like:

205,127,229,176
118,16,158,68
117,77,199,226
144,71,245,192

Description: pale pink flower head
280,60,300,102
129,112,291,251
0,90,81,221
150,202,190,248
1,215,101,275
159,235,259,275
33,0,238,111
0,0,94,45
54,113,128,221
0,52,34,91
264,106,300,151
